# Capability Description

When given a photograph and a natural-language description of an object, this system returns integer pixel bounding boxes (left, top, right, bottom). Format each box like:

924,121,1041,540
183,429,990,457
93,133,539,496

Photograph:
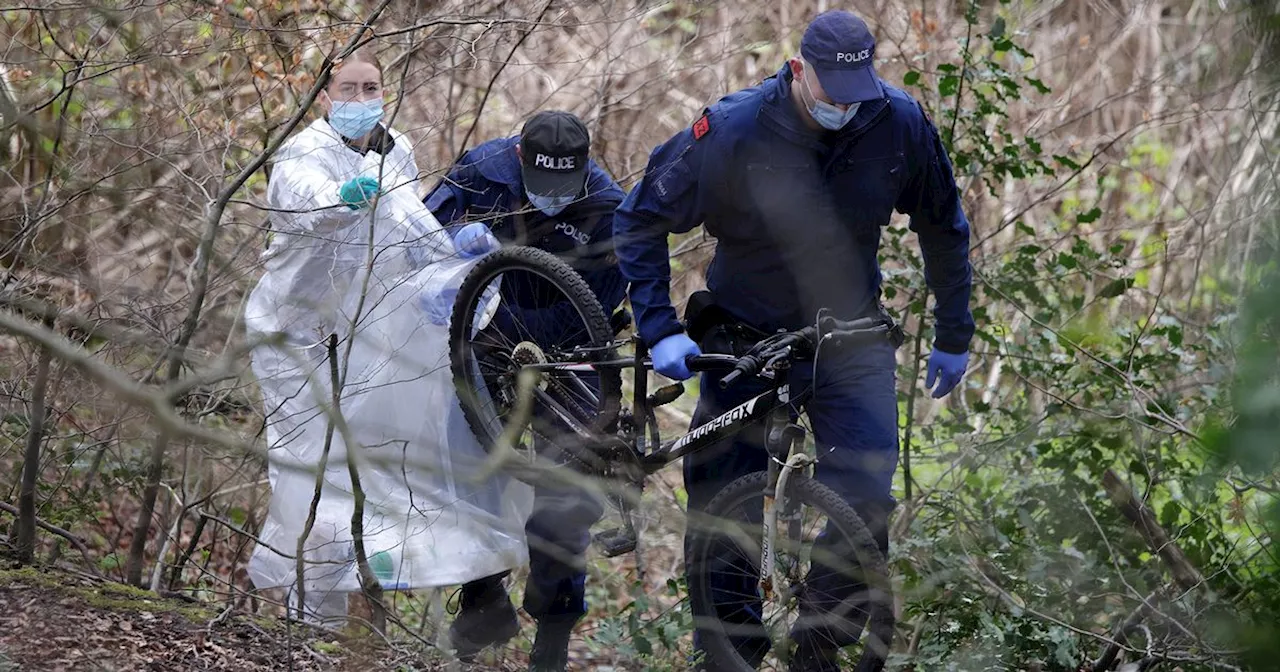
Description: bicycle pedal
593,527,638,558
647,383,684,408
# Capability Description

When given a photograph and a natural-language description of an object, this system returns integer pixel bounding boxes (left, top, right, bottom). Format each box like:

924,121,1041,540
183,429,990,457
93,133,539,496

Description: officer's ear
788,57,804,79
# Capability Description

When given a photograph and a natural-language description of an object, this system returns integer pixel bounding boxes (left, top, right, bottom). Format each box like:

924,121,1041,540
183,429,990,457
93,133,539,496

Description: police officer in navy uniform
425,110,626,672
612,11,974,670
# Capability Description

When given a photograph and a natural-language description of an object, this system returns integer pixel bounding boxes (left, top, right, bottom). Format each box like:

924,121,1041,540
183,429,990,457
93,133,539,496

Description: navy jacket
613,65,975,354
425,136,627,318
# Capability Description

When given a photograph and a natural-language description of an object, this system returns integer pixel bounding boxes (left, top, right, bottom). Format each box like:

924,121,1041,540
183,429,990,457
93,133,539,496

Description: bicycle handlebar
712,316,896,389
685,354,740,372
718,357,759,388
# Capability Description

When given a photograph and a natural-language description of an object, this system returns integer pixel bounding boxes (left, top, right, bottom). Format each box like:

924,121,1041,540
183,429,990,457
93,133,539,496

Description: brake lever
759,347,793,377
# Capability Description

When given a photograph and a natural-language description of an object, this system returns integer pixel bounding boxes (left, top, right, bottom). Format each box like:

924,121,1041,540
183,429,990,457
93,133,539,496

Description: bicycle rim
448,246,620,472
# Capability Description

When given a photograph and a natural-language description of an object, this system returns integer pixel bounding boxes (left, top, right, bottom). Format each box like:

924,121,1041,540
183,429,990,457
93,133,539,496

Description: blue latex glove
453,222,501,258
338,176,380,210
652,333,701,381
925,348,968,399
417,288,457,327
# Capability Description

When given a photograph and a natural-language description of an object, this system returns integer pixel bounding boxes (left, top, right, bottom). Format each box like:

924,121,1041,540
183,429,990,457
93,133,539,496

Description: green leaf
1097,277,1135,299
990,16,1006,39
1161,501,1181,527
1020,283,1048,307
1026,77,1052,94
1054,154,1082,171
1076,207,1102,224
938,63,959,73
903,70,921,86
939,74,961,97
1017,507,1036,532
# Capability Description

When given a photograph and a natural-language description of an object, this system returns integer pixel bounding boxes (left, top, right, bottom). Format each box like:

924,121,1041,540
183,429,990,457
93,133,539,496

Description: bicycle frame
523,345,815,598
638,375,810,474
520,348,814,476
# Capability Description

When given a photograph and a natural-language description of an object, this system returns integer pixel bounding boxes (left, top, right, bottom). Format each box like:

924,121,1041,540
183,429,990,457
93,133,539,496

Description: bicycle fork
759,408,811,601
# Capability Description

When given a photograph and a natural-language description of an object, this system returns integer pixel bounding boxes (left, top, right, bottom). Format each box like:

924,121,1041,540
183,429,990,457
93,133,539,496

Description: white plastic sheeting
243,120,531,623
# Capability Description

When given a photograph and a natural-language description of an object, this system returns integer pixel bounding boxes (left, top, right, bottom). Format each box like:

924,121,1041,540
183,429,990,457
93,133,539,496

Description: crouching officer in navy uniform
612,10,975,671
425,110,627,672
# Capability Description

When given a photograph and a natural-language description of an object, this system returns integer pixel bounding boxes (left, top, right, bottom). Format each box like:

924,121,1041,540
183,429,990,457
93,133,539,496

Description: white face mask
527,190,574,216
328,97,384,139
799,72,860,131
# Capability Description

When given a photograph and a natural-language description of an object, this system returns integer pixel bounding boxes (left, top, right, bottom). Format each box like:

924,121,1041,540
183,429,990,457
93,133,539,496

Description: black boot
449,577,520,662
527,618,575,672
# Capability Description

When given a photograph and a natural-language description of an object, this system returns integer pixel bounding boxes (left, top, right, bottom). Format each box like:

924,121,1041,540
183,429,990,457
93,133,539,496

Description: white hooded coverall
243,118,532,623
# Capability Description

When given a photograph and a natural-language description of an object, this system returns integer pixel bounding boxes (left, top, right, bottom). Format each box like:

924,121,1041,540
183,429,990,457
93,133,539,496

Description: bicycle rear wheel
688,471,894,672
448,246,621,474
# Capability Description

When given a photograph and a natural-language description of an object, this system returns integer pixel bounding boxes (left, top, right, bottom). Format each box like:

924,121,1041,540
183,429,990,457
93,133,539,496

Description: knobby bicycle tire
689,471,895,672
448,246,622,465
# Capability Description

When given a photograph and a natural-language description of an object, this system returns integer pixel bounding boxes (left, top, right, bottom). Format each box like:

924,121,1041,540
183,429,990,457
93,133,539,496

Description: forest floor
0,409,696,672
0,565,448,672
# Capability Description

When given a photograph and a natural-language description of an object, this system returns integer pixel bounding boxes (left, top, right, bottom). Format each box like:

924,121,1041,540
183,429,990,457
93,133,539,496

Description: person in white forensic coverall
243,46,533,626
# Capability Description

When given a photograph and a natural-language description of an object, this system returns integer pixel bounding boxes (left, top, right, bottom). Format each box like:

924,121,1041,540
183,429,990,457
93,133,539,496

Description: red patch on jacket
692,114,710,140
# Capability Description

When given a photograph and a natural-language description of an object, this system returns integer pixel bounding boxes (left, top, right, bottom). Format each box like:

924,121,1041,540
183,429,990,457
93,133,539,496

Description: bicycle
448,246,897,672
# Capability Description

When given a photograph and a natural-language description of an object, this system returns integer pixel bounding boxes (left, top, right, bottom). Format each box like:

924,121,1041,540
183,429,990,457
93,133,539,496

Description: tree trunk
126,430,171,586
15,331,53,565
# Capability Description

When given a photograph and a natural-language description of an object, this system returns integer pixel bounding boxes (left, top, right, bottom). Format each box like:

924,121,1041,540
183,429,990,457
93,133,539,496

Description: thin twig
451,0,555,161
293,333,343,621
901,287,927,501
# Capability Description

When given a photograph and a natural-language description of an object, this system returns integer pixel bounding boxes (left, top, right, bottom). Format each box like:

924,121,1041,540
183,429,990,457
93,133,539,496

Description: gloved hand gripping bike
448,247,895,672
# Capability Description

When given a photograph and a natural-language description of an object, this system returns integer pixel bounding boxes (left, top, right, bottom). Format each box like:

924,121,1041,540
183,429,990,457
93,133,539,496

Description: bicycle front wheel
448,246,621,475
688,471,895,672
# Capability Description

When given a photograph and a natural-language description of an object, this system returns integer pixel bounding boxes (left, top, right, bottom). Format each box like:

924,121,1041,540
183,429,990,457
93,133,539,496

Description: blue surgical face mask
800,74,860,131
527,190,575,217
328,97,384,139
